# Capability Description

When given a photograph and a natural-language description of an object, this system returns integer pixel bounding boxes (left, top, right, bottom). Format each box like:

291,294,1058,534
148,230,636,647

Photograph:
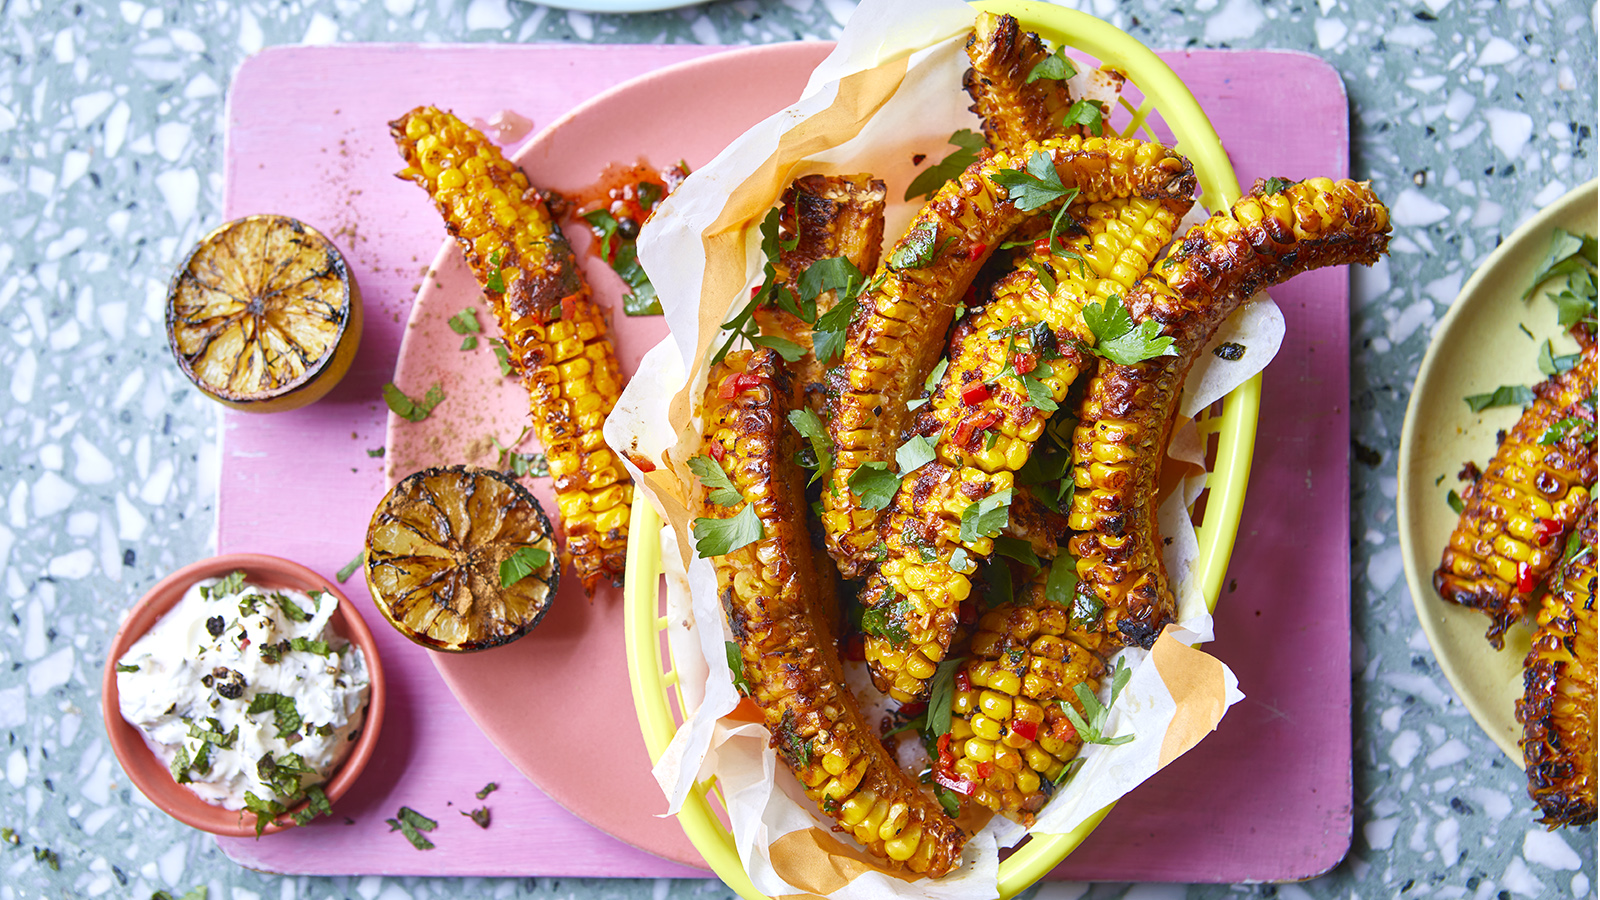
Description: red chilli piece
708,442,726,463
898,700,928,719
1032,237,1052,257
1515,560,1537,594
1052,717,1077,743
1534,517,1563,546
1010,718,1039,742
965,242,987,262
975,760,994,780
1012,351,1038,375
954,668,972,693
961,383,992,405
933,769,977,797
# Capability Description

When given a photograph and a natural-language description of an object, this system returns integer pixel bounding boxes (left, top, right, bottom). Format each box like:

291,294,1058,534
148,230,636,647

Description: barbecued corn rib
393,109,632,595
1436,344,1598,646
964,12,1078,153
699,349,967,877
943,575,1109,824
1070,177,1392,647
858,197,1188,700
753,174,887,410
823,136,1197,578
1518,501,1598,828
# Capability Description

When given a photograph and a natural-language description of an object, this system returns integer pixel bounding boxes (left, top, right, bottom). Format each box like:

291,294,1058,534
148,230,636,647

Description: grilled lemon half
365,466,560,652
166,214,362,412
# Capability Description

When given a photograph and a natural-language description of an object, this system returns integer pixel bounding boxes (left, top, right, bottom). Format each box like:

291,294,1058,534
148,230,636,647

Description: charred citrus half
365,466,559,652
166,215,362,412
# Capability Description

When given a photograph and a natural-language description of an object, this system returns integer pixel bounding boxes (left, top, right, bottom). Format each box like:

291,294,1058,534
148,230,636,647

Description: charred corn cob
753,173,887,409
698,349,967,877
1435,343,1598,646
823,136,1197,577
942,573,1108,824
964,13,1078,153
1518,500,1597,828
392,106,632,596
860,197,1188,700
1070,177,1391,647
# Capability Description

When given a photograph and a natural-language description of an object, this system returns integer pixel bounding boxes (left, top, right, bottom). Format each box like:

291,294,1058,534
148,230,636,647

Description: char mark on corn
1517,499,1597,828
964,12,1076,153
1435,343,1596,646
823,136,1197,579
859,197,1189,700
701,349,968,877
391,106,631,596
1071,177,1392,647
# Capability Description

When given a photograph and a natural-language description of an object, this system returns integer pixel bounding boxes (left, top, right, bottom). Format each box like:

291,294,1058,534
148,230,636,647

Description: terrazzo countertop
1,0,1595,898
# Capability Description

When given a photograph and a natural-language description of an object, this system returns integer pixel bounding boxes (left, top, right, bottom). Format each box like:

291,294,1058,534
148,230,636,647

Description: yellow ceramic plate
1396,178,1596,761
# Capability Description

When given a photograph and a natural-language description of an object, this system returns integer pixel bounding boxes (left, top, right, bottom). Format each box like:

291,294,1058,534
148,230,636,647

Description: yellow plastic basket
624,3,1250,896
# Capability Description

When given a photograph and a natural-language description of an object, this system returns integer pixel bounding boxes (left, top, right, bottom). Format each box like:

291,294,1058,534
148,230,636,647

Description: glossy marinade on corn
391,106,632,596
1069,177,1392,647
1435,343,1597,646
1518,500,1597,828
699,349,968,877
859,197,1189,702
822,134,1198,579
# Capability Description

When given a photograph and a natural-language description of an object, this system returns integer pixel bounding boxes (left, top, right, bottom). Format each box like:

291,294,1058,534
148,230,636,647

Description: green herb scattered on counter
490,339,515,376
475,782,499,800
151,888,208,900
366,447,385,458
383,383,444,422
33,846,59,870
462,807,491,829
387,806,438,850
336,550,365,584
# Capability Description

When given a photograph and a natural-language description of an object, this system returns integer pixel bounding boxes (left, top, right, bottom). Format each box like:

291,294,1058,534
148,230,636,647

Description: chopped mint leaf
499,546,552,587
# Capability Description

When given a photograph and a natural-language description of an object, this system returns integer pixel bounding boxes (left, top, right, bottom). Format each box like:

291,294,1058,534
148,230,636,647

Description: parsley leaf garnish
925,358,950,394
993,536,1041,569
992,150,1073,212
860,597,911,644
499,546,551,587
847,461,902,511
485,250,506,294
1258,176,1295,195
1446,489,1466,514
926,658,963,738
985,560,1013,607
895,435,938,475
1061,656,1134,746
692,503,764,558
383,382,445,422
1062,99,1104,136
490,339,515,375
1537,339,1581,376
811,294,859,364
1522,227,1596,300
1083,294,1176,365
958,489,1013,543
1539,416,1594,446
889,227,953,270
787,408,834,485
447,307,481,350
724,641,752,694
688,454,743,507
905,129,986,201
1027,44,1077,83
749,333,807,362
1463,384,1534,412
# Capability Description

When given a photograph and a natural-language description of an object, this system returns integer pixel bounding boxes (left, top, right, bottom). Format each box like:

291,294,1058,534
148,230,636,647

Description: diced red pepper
1010,719,1039,742
961,383,992,405
717,371,760,399
1012,351,1038,375
975,761,994,780
933,769,977,797
1052,718,1077,743
750,284,762,298
708,442,726,463
954,668,971,693
560,295,577,323
1516,561,1537,594
937,733,954,768
953,409,1002,449
899,700,927,719
1033,237,1052,256
965,242,987,261
1534,518,1563,546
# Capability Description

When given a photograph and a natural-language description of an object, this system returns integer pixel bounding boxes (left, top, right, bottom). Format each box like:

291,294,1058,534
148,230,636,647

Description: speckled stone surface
0,1,1594,898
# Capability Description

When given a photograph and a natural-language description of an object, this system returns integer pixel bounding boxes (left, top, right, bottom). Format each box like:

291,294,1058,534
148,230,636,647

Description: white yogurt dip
117,572,370,822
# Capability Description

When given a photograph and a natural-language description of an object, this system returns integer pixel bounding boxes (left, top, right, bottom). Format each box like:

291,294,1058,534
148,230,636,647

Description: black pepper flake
1212,341,1246,361
212,667,247,700
206,616,226,638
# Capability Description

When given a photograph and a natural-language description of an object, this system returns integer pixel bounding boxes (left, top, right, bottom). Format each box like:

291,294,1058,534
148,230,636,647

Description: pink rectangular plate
216,43,1351,882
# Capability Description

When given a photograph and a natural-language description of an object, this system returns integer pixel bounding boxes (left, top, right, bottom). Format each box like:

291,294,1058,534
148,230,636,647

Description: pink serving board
215,43,1351,882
